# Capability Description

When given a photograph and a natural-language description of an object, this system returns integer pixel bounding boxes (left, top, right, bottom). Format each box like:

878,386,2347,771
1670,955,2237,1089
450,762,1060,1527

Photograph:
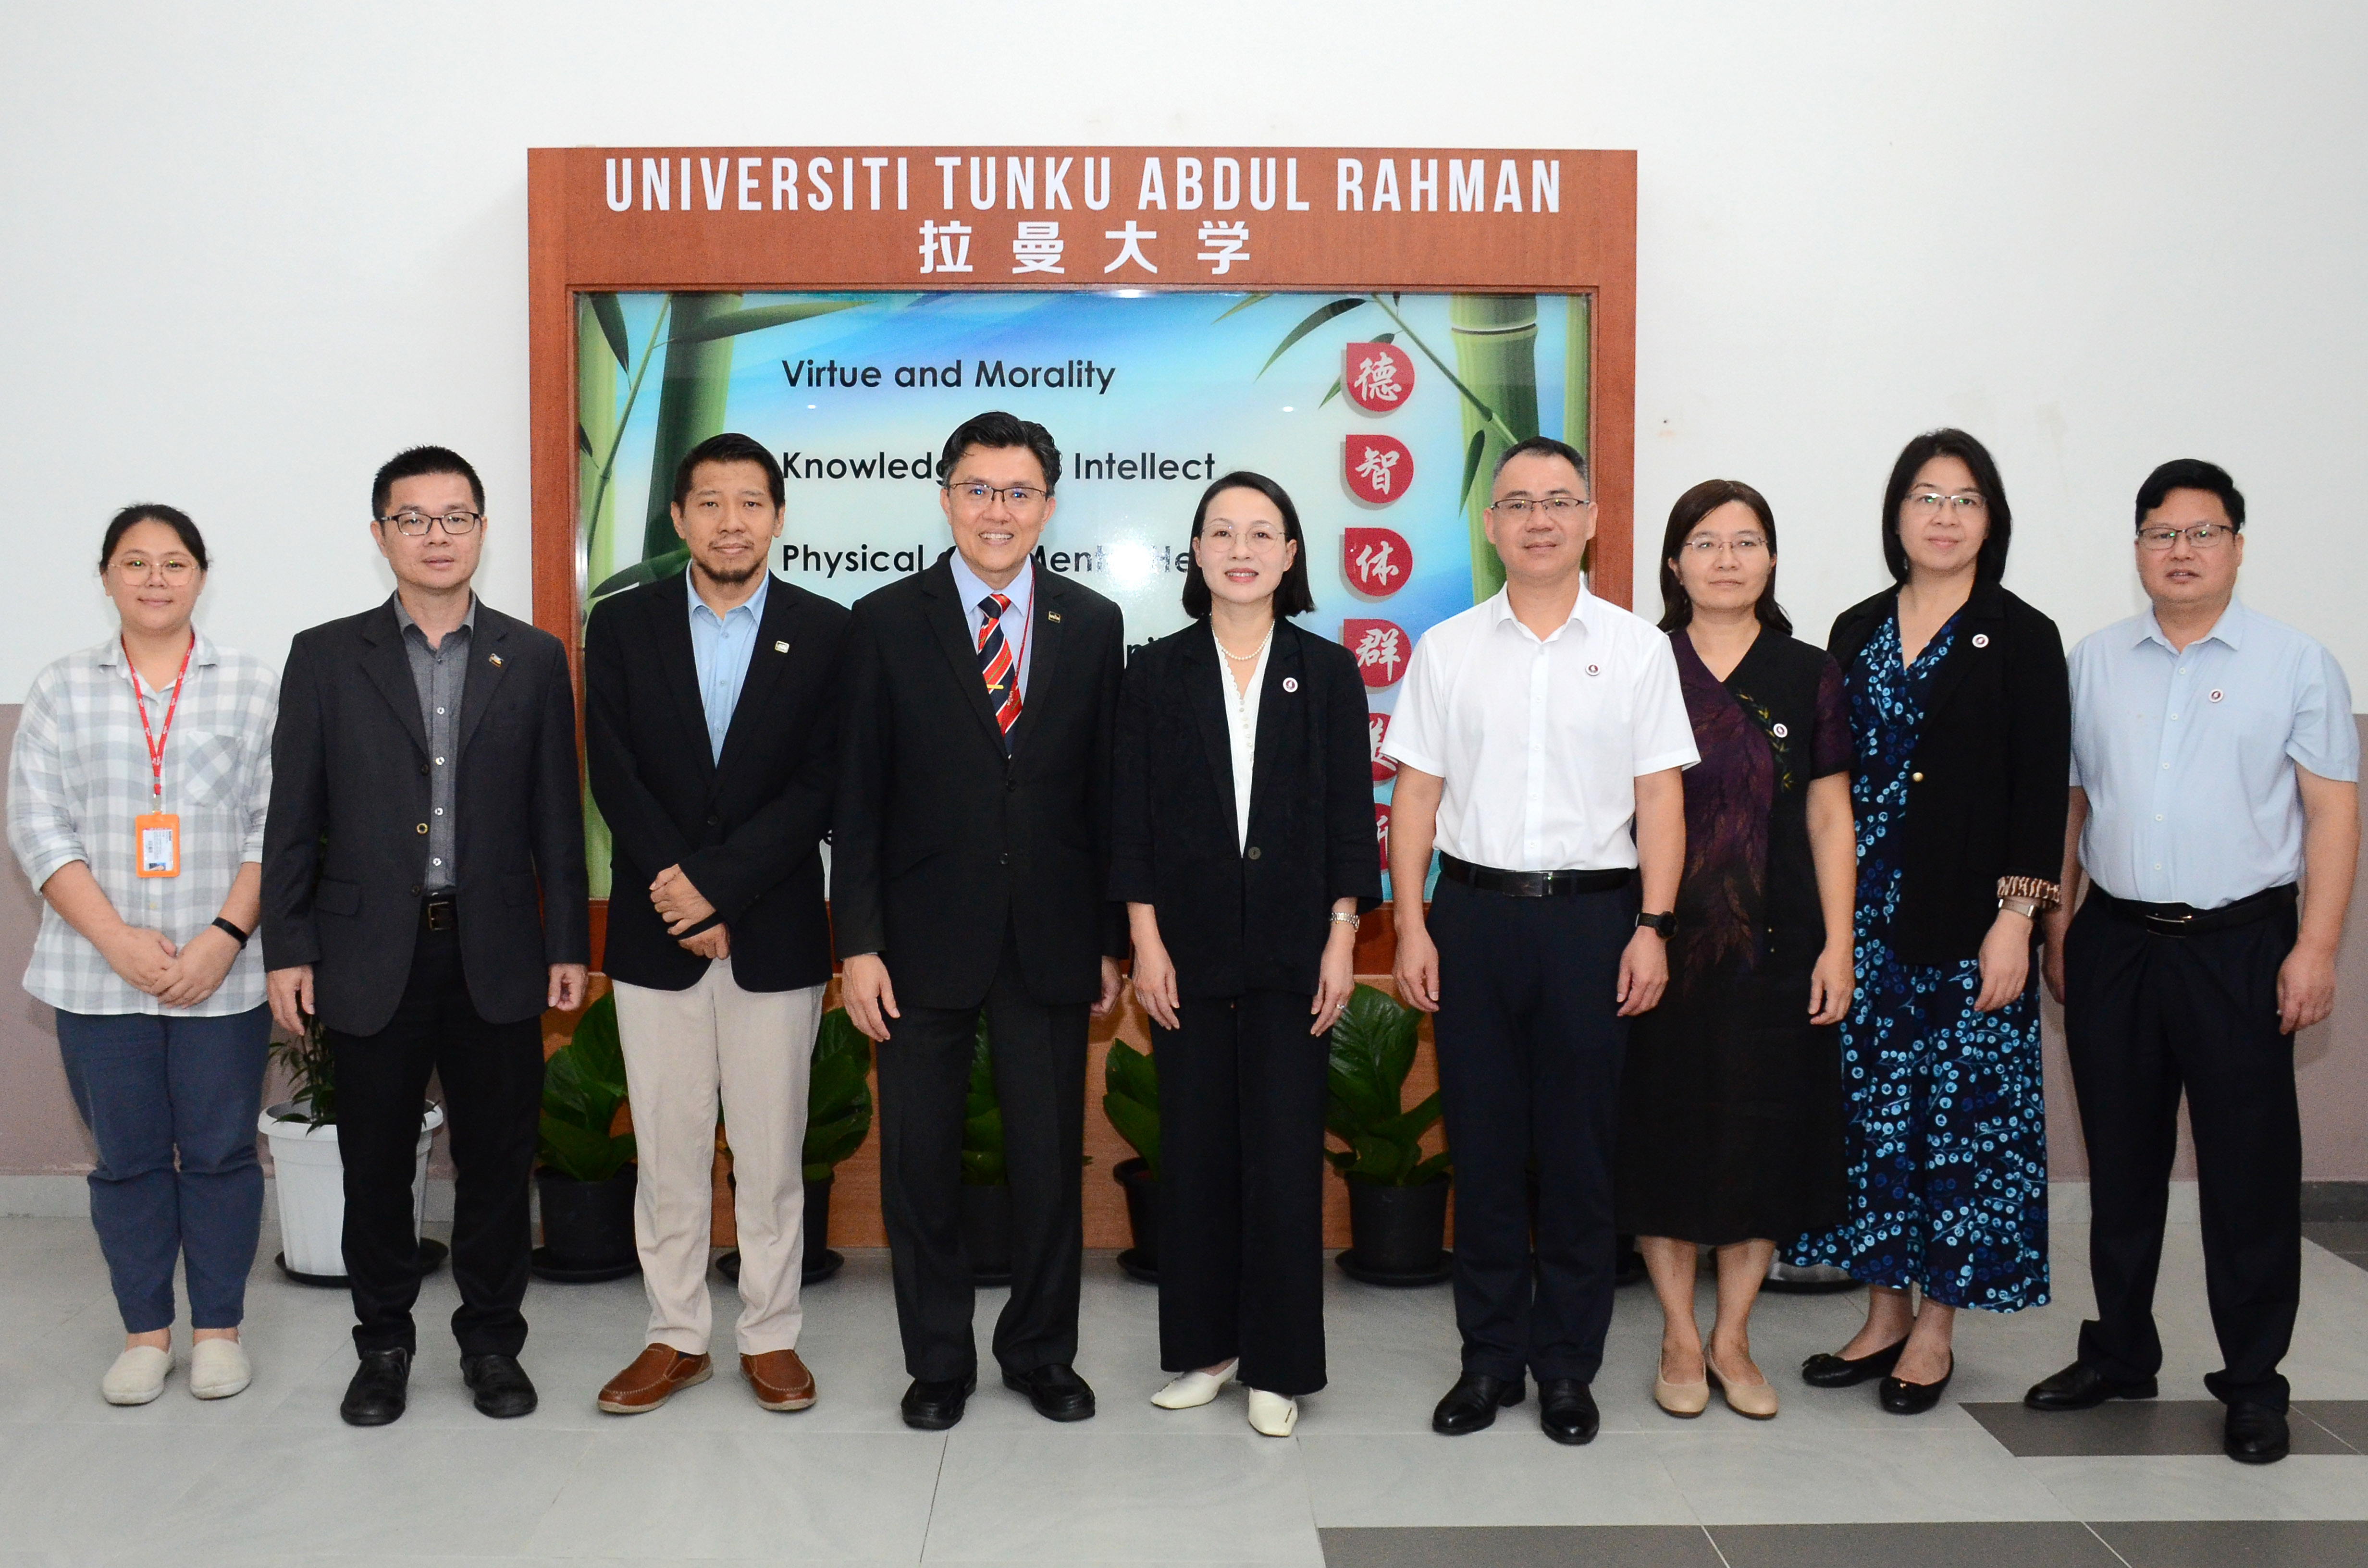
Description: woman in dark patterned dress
1617,481,1856,1421
1791,429,2070,1415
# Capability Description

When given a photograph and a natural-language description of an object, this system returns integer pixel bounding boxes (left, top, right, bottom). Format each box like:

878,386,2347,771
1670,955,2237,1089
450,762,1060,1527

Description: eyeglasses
1679,536,1768,557
1487,496,1593,517
2137,523,2239,550
379,510,482,536
1201,523,1288,551
944,482,1048,510
1906,491,1986,517
113,554,197,583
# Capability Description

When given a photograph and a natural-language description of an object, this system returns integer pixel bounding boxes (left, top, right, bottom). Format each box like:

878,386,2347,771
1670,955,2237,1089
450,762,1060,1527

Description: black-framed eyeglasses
943,482,1048,510
379,509,482,536
1488,496,1592,517
2137,522,2239,551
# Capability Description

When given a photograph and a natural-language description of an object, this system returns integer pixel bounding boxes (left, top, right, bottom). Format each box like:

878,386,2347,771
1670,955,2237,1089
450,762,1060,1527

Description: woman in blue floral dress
1792,429,2070,1415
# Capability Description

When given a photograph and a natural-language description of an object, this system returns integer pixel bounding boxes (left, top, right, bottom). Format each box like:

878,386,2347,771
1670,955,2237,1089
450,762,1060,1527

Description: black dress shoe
340,1348,411,1427
2024,1360,2158,1411
900,1371,977,1430
1432,1372,1525,1435
1801,1338,1906,1388
1003,1362,1096,1421
1537,1378,1599,1446
460,1353,539,1418
2224,1402,2290,1465
1879,1354,1954,1415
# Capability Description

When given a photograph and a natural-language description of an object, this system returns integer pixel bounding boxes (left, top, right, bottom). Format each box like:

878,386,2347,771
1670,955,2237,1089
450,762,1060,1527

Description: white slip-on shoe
1150,1360,1238,1409
101,1346,173,1406
1246,1388,1298,1437
189,1337,252,1400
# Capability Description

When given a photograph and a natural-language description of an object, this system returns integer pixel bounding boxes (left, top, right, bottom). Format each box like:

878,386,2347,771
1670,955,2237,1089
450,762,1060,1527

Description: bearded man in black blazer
585,433,847,1419
835,411,1125,1430
263,445,588,1427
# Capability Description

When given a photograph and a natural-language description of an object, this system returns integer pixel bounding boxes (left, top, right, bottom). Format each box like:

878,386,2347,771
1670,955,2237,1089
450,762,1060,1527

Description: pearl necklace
1215,621,1272,747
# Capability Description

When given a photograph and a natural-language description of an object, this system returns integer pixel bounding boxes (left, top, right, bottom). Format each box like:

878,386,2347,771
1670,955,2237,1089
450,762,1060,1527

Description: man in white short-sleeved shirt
1383,437,1696,1446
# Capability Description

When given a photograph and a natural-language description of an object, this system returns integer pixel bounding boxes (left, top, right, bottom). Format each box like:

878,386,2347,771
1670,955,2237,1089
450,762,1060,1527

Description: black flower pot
714,1172,845,1287
532,1165,641,1283
962,1182,1012,1287
1112,1157,1159,1283
1336,1173,1453,1286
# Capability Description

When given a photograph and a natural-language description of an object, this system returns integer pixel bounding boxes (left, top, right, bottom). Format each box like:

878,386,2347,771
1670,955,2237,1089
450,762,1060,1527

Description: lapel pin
1047,611,1062,623
1971,633,1990,649
2209,688,2224,702
1772,722,1789,738
1586,662,1601,676
774,640,790,653
489,654,503,666
1282,676,1298,693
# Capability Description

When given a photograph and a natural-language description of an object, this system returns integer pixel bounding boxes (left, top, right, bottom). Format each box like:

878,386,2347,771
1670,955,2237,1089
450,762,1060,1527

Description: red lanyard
124,635,193,802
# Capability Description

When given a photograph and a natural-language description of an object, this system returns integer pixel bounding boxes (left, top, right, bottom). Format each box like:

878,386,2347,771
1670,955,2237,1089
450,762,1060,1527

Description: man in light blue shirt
2029,459,2360,1465
689,565,768,761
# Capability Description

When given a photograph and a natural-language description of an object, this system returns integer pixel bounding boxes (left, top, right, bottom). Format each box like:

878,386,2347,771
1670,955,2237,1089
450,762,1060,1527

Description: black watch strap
1636,910,1676,937
211,916,251,948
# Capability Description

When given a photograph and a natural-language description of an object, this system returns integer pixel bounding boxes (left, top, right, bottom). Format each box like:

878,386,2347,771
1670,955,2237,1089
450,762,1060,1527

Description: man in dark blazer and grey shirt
263,446,587,1427
836,411,1126,1430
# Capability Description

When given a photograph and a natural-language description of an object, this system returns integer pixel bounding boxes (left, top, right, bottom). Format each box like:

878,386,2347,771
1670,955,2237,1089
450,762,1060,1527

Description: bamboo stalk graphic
577,296,623,588
642,292,744,559
1566,293,1593,578
1450,296,1539,603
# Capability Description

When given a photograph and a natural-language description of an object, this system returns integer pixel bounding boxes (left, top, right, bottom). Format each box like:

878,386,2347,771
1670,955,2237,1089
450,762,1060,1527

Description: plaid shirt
8,631,277,1016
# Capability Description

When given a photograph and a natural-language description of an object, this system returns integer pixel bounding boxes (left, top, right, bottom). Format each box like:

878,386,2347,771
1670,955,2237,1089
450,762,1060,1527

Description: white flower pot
258,1101,445,1280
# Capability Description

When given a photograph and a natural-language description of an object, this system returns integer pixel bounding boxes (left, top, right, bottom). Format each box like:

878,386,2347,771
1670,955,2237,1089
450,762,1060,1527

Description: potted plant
1326,982,1453,1285
717,1006,875,1286
1102,1039,1159,1283
532,992,640,1282
961,1017,1012,1286
256,1012,445,1285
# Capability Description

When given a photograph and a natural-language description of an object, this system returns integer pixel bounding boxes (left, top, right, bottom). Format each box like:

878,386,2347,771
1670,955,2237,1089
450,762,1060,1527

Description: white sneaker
189,1337,252,1400
101,1345,173,1406
1246,1387,1298,1436
1150,1360,1237,1409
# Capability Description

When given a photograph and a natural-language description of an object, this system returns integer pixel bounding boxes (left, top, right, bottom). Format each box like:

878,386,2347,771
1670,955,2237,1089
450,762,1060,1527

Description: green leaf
1103,1039,1158,1107
1410,1150,1454,1184
578,424,595,459
802,1108,871,1170
1459,427,1489,507
667,300,860,345
806,1008,875,1159
591,546,691,601
1350,1133,1408,1185
962,1105,1004,1154
538,1115,631,1183
1102,1091,1161,1181
1210,293,1271,323
959,1147,1007,1186
589,293,631,369
1257,296,1369,379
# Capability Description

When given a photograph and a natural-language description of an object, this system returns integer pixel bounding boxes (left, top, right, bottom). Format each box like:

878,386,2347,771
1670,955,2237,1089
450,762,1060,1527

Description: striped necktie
976,593,1023,739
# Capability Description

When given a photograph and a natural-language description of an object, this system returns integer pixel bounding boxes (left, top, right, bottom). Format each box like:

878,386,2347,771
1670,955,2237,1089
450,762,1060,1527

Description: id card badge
135,812,180,878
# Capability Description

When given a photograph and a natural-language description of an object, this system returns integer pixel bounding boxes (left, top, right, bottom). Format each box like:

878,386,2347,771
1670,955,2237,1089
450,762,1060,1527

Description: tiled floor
2,1212,2366,1565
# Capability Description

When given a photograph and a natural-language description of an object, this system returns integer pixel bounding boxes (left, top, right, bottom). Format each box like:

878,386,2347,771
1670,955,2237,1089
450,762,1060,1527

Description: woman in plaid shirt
7,505,278,1407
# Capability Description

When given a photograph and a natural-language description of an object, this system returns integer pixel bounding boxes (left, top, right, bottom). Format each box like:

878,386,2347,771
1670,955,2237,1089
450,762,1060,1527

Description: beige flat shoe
1246,1388,1298,1436
1653,1355,1710,1417
189,1337,252,1400
102,1345,173,1406
1151,1360,1237,1409
1707,1354,1778,1419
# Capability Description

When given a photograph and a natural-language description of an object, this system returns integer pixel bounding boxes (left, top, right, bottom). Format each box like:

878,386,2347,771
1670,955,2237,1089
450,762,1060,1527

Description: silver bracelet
1328,912,1360,931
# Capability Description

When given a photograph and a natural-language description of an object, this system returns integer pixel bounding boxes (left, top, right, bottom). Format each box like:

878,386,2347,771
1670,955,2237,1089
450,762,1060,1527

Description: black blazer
585,572,848,993
1110,619,1381,999
1829,580,2070,966
832,552,1126,1010
261,598,589,1035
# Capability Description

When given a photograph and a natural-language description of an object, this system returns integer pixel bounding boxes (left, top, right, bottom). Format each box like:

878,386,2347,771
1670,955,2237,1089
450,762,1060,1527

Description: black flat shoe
2224,1402,2290,1465
1003,1362,1096,1421
900,1371,977,1430
461,1353,539,1419
340,1347,411,1427
1431,1372,1525,1435
2024,1360,2158,1411
1879,1354,1954,1415
1538,1378,1599,1446
1801,1339,1907,1388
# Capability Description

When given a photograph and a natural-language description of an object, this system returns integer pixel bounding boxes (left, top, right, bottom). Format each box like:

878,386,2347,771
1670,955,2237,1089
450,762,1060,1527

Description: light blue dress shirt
2068,597,2358,908
687,570,770,763
948,551,1036,701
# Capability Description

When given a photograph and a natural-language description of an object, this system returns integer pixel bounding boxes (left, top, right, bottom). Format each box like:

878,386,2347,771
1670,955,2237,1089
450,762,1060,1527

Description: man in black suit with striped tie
833,411,1127,1430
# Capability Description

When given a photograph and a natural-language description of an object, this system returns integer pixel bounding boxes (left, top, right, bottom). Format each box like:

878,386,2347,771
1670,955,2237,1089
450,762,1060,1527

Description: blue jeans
53,1005,271,1332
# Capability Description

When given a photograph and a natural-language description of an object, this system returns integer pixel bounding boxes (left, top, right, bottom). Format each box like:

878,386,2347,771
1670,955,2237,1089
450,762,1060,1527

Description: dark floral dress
1789,612,2049,1311
1616,630,1850,1245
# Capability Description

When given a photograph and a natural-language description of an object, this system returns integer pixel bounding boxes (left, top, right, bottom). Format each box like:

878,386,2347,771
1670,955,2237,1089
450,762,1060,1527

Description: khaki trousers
611,965,823,1357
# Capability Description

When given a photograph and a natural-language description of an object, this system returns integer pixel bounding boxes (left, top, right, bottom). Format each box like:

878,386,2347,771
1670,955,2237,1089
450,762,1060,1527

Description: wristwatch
1636,911,1676,938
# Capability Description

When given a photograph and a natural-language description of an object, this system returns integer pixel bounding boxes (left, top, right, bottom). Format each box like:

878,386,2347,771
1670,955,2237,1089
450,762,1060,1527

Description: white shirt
947,550,1036,700
1383,583,1696,871
1212,621,1272,850
2069,597,2357,908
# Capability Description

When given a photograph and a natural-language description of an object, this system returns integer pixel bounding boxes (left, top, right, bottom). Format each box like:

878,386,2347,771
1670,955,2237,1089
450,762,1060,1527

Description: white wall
2,0,2363,692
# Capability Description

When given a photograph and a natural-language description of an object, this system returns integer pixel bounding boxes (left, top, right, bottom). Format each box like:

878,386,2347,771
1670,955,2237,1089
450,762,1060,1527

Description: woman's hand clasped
1974,907,2034,1012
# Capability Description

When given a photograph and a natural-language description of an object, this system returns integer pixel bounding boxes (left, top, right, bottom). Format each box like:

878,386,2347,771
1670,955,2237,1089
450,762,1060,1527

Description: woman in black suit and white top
1111,471,1382,1437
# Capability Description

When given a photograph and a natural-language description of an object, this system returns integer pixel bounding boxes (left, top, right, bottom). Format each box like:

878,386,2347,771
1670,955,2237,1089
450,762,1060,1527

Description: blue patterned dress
1789,611,2049,1311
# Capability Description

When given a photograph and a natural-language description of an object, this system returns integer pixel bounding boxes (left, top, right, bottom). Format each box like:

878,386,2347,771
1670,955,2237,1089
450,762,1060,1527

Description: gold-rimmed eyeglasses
112,554,198,584
2137,523,2238,551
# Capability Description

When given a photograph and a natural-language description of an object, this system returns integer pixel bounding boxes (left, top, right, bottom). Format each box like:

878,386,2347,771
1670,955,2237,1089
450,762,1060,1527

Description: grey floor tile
0,1422,244,1554
1654,1428,2076,1524
1963,1398,2353,1457
2024,1455,2368,1520
2294,1399,2368,1453
1299,1432,1695,1527
2090,1518,2368,1566
1319,1524,1722,1567
1706,1520,2124,1567
2301,1222,2368,1262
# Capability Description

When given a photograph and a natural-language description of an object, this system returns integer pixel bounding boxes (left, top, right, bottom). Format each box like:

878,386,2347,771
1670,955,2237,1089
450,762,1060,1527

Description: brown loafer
597,1345,712,1414
742,1349,817,1411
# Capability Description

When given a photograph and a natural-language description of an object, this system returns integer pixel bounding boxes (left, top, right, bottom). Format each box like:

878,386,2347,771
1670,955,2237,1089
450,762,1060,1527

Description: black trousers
330,922,544,1359
2062,891,2303,1409
1429,877,1633,1383
877,929,1087,1382
1155,989,1329,1396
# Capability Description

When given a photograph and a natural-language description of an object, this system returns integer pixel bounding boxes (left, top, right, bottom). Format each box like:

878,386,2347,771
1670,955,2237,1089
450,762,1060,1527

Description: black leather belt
421,896,458,932
1437,854,1632,898
2092,882,2296,938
